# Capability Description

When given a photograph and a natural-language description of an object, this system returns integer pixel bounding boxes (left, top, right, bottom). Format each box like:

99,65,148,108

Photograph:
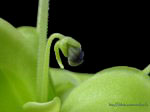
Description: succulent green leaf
0,18,38,111
143,64,150,76
50,68,93,101
17,26,39,56
61,66,150,112
23,97,61,112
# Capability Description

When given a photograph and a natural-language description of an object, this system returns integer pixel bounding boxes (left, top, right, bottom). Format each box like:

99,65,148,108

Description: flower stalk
36,0,51,102
36,0,84,103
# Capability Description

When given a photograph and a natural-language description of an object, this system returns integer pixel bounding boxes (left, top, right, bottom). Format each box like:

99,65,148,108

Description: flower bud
68,47,84,66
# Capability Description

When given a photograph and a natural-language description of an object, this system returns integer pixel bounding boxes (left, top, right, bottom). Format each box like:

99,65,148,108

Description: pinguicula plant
0,0,150,112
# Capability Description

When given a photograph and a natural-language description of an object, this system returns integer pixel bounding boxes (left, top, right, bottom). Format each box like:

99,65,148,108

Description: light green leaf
50,68,94,101
61,67,150,112
17,26,39,56
0,18,38,111
23,97,61,112
143,64,150,75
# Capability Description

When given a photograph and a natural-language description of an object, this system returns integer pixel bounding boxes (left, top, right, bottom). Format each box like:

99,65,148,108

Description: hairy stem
36,0,50,102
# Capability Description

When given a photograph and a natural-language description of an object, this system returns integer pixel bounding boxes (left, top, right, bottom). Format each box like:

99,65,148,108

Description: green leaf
23,97,61,112
61,67,150,112
143,64,150,75
50,68,93,101
0,18,38,111
17,26,39,56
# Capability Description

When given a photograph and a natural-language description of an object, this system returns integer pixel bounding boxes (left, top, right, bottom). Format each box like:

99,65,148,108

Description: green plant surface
61,66,150,112
50,68,93,101
0,17,90,112
0,18,37,112
0,18,89,111
23,97,61,112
